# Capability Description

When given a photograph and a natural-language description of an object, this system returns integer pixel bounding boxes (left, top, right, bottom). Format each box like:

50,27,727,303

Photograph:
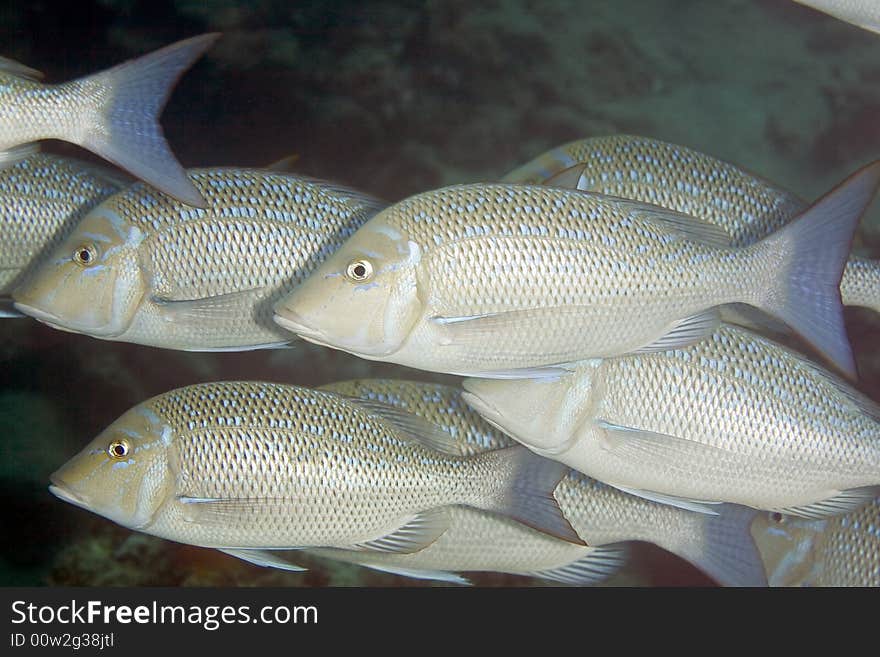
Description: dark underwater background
1,0,879,586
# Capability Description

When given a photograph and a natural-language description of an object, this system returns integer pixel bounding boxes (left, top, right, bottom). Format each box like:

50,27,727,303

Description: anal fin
529,544,630,586
774,486,880,520
632,308,721,353
352,509,450,555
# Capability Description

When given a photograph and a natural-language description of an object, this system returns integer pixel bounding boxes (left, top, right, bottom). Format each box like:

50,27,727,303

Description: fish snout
48,472,93,512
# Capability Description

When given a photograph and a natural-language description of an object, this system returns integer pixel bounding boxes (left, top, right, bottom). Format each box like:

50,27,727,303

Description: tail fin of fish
482,448,585,546
74,33,220,207
753,160,880,380
668,504,767,587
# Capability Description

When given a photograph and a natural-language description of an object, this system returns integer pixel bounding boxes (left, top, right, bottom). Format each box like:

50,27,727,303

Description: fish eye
345,259,373,282
73,244,98,267
770,512,784,524
107,439,131,460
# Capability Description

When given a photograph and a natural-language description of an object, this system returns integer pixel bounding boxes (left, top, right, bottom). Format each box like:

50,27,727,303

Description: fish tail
482,447,585,546
751,160,880,380
665,504,767,587
841,255,880,314
75,33,220,207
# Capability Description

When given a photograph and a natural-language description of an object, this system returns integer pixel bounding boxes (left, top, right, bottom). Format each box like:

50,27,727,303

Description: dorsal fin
346,396,461,455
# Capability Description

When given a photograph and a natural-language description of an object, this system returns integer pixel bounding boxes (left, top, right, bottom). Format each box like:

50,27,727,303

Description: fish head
273,217,423,357
49,403,175,530
749,511,824,586
13,205,147,337
461,366,599,455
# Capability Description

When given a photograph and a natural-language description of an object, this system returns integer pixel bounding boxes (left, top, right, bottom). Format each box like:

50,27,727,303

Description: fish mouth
14,301,119,337
273,310,328,343
14,302,68,328
48,476,92,512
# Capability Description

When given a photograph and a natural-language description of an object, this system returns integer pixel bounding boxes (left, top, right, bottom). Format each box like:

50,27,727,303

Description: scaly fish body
275,165,880,378
463,324,880,517
503,135,880,312
13,169,384,350
0,153,122,295
309,380,765,586
752,497,880,586
49,381,580,558
0,34,219,206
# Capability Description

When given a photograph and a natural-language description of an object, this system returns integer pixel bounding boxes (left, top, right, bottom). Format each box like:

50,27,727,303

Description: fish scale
0,153,122,294
464,324,880,514
503,134,880,312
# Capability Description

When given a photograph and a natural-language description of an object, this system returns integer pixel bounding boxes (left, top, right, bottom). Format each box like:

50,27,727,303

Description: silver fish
274,163,880,380
794,0,880,34
302,379,766,586
0,34,219,206
13,169,384,350
751,497,880,586
463,324,880,519
48,381,582,572
503,134,880,314
0,151,123,313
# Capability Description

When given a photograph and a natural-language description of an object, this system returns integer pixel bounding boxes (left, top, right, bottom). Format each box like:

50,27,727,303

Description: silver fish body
275,164,880,379
752,497,880,586
794,0,880,34
0,34,219,206
13,169,384,350
0,152,122,297
503,134,880,313
49,381,580,559
307,379,765,586
463,324,880,518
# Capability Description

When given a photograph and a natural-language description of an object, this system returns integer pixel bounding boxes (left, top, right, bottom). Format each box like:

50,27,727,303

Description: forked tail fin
75,33,220,207
754,160,880,380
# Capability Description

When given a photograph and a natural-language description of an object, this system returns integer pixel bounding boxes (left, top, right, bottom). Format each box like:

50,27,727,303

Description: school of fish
4,15,879,587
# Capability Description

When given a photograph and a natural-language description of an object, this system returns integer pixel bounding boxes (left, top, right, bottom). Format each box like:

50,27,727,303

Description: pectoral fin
178,496,291,525
596,420,732,513
152,287,291,350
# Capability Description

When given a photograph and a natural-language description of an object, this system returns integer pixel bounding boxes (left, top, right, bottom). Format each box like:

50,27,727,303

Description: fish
462,324,880,519
48,381,583,571
0,150,124,315
793,1,880,35
301,379,766,586
0,34,220,207
751,497,880,586
273,162,880,380
12,169,385,350
502,134,880,314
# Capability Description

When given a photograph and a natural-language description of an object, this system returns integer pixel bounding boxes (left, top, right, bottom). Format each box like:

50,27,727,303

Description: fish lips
48,475,93,513
273,310,334,347
13,301,121,338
